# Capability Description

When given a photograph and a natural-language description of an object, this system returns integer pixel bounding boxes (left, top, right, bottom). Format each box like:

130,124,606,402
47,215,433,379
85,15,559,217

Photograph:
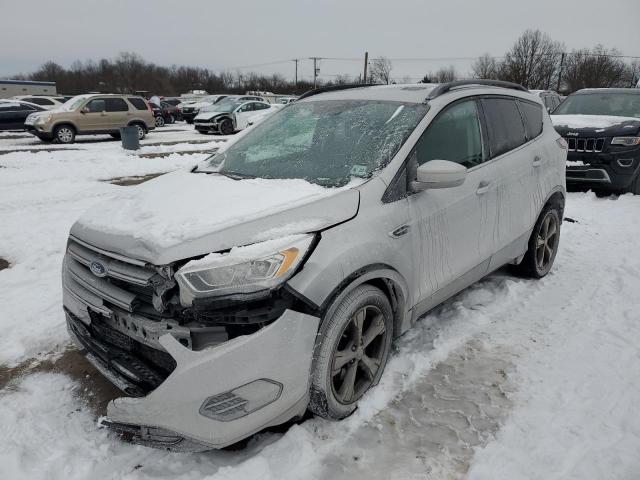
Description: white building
0,80,57,99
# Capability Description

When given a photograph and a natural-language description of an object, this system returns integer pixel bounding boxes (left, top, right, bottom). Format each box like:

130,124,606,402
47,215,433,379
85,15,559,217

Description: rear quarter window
517,100,544,140
481,97,527,158
127,97,148,110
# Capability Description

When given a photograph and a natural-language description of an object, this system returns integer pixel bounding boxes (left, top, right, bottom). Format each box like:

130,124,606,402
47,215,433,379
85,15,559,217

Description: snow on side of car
550,114,640,129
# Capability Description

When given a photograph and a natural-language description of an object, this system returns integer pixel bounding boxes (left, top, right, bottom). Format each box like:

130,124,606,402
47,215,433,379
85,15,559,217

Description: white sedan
193,100,274,135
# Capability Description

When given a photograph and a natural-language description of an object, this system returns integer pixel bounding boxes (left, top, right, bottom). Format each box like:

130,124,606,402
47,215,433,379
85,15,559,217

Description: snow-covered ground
1,126,640,479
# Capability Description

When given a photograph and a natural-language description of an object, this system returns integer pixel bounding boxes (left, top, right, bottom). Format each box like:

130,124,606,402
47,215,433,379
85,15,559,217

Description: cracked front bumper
64,291,320,450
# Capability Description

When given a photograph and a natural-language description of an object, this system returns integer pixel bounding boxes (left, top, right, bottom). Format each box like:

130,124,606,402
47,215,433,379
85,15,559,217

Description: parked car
277,96,298,104
0,99,47,130
528,90,563,112
149,101,178,127
24,94,155,143
62,80,565,451
551,88,640,194
179,95,229,123
10,95,69,110
193,100,273,134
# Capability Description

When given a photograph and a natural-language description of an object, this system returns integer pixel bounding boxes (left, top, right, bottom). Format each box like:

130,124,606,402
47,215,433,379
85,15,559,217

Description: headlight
35,114,52,124
611,136,640,146
175,234,314,305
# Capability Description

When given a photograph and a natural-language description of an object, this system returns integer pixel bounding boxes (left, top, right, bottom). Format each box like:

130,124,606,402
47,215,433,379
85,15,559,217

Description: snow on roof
300,84,439,104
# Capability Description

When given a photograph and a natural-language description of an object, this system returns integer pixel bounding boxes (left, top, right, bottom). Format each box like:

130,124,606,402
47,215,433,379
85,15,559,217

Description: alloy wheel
57,127,73,143
535,212,559,271
136,125,145,139
331,305,388,405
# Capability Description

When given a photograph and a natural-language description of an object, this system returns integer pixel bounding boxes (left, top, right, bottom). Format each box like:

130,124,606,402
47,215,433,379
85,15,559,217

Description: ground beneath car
1,126,639,479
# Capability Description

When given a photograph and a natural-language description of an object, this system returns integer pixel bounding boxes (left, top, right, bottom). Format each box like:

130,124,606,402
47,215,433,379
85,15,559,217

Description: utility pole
363,51,369,84
292,59,299,88
556,52,566,92
309,57,321,88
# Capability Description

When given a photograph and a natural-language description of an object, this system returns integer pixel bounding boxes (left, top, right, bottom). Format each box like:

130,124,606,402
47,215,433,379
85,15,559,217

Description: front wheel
219,118,234,135
309,284,393,420
155,115,165,128
54,125,75,144
512,204,561,278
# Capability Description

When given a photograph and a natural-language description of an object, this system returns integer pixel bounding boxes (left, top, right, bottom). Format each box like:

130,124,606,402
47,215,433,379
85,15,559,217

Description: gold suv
24,94,155,143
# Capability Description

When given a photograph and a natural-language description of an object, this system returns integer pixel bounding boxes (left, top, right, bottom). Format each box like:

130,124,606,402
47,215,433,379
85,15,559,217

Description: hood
551,114,640,137
71,170,360,265
194,111,229,121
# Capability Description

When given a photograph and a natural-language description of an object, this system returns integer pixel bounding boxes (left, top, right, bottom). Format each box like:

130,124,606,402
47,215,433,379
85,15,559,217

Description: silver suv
62,81,566,451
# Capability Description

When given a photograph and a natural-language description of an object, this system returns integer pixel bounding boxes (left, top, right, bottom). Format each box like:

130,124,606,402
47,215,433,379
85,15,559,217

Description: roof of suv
298,81,531,104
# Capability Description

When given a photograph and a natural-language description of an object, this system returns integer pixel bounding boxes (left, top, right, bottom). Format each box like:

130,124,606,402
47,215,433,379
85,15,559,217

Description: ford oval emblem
90,261,107,277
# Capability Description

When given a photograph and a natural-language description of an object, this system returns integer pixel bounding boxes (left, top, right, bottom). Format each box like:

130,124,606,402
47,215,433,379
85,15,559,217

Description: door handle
476,181,491,195
532,156,542,167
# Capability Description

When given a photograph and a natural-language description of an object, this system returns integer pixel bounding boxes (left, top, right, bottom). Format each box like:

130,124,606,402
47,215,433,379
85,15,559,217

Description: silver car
62,81,567,451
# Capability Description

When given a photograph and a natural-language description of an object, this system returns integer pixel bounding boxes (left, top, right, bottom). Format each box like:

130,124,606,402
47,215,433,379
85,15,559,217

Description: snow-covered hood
71,170,360,265
194,110,231,121
551,114,640,137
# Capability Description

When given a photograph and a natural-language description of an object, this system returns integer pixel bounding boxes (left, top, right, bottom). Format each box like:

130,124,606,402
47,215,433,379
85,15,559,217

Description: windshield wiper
216,170,256,180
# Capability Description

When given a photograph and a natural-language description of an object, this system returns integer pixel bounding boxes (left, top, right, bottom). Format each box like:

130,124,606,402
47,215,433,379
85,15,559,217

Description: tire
629,173,640,195
219,118,234,135
131,123,146,140
309,284,393,420
512,203,561,278
155,115,165,128
53,125,75,144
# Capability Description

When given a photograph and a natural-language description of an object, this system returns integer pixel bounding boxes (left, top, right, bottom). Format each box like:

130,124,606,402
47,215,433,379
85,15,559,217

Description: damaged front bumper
65,293,320,450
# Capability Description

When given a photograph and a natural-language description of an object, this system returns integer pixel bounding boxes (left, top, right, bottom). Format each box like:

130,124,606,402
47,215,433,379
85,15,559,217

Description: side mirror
411,160,467,191
81,107,89,114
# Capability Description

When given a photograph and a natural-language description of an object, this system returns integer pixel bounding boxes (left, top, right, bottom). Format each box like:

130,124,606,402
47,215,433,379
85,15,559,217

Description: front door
407,98,498,307
234,102,256,130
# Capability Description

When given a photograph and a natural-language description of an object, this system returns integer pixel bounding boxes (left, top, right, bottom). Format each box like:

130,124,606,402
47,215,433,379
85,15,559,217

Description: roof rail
426,80,528,100
298,83,375,100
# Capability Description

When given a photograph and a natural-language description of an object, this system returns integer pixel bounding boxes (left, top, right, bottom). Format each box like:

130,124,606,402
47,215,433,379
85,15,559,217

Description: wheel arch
127,119,147,131
52,121,77,134
317,264,411,338
541,186,566,222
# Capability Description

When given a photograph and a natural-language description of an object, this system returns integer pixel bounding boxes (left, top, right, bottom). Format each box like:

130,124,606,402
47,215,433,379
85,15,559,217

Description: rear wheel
54,125,75,144
309,285,393,420
219,118,234,135
512,204,561,278
131,123,146,140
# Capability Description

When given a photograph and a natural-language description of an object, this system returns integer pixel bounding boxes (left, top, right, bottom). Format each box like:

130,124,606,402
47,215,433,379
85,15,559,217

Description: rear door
103,98,130,130
408,98,498,305
479,96,539,267
0,103,21,130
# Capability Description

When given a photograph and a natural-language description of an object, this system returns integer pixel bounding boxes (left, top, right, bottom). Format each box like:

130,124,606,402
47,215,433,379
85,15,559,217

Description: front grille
66,237,163,313
565,137,606,153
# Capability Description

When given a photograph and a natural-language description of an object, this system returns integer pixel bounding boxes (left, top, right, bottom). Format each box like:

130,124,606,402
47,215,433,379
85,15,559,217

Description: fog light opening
617,158,634,168
199,379,283,422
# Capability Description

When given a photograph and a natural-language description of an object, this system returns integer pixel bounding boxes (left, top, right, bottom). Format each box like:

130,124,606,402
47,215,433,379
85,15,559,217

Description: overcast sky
2,0,639,82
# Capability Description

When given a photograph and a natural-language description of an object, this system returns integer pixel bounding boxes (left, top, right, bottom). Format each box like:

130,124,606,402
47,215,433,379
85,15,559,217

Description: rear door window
517,100,543,140
127,97,148,110
481,98,527,158
415,99,484,168
105,98,129,112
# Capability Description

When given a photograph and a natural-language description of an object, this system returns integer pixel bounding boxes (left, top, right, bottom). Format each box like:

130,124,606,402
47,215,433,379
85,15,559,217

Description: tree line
10,30,640,96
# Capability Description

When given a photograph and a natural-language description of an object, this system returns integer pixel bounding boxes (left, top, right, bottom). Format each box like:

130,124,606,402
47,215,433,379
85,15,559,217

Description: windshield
61,96,88,111
553,92,640,118
199,100,428,187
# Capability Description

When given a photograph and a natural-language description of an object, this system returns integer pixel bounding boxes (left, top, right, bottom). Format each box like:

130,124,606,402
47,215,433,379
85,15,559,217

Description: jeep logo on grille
90,261,107,277
566,132,579,137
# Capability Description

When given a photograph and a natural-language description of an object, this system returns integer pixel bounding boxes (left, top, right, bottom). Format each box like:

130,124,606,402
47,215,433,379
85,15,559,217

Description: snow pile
551,114,639,129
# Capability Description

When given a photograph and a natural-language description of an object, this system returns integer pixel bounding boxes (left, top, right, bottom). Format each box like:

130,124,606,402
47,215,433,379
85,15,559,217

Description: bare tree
626,60,640,88
562,45,629,92
471,54,500,79
500,30,564,89
432,66,457,83
370,57,393,84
